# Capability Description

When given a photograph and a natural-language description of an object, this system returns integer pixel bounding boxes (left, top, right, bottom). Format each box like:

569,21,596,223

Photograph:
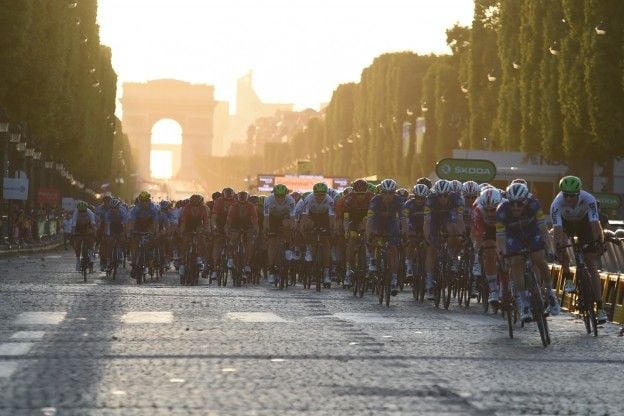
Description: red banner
37,188,60,206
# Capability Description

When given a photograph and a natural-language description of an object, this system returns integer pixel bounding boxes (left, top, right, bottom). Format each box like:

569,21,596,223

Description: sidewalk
0,235,64,257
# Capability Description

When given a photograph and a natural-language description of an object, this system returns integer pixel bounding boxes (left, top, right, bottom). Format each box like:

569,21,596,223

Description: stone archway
121,79,216,180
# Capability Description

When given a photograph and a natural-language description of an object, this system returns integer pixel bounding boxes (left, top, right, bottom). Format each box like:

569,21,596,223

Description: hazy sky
97,0,474,114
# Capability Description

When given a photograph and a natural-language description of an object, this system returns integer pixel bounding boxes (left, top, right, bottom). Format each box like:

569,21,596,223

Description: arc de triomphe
121,79,216,180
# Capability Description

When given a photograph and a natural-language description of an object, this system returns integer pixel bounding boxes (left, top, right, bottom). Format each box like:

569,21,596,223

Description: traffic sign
435,158,496,182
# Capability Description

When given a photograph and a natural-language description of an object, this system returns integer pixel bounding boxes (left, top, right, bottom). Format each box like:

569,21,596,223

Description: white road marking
225,312,287,323
14,312,67,325
0,362,19,378
11,331,45,340
0,342,34,355
121,311,173,324
334,313,395,324
45,255,62,259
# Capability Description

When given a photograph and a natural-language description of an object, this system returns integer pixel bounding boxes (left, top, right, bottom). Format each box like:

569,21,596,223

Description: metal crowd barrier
551,236,624,324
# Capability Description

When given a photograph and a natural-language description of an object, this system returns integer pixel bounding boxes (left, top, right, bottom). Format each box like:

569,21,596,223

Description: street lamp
595,21,606,35
549,41,560,56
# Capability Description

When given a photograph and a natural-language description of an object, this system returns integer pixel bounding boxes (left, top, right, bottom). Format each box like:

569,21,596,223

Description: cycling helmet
342,187,353,198
462,181,480,197
111,198,121,208
159,200,170,209
433,179,452,194
237,191,249,202
290,191,301,202
412,184,430,198
397,188,409,198
367,182,377,193
379,178,397,193
506,183,530,201
138,191,151,201
211,191,222,200
327,188,339,199
313,182,328,194
190,194,203,206
559,175,582,193
301,191,311,200
511,178,528,186
249,195,259,205
479,188,502,209
450,180,462,194
352,179,368,193
77,201,87,211
222,187,234,198
416,177,433,189
479,183,491,192
273,184,288,196
102,192,112,200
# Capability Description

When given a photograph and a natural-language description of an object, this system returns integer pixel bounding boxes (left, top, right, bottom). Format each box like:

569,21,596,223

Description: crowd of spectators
0,202,62,246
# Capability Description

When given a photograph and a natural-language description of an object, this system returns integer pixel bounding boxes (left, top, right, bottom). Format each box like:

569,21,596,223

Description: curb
0,238,64,258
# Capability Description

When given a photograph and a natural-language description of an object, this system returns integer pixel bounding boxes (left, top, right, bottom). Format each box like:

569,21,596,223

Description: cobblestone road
0,250,623,415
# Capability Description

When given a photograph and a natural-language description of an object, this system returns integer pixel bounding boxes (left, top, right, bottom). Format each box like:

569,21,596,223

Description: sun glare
151,119,183,145
150,150,173,179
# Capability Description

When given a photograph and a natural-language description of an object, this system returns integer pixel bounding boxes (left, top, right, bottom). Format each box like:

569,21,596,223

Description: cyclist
226,191,259,275
472,188,503,304
401,183,429,279
396,188,409,204
95,192,114,271
462,180,482,290
264,184,296,284
71,201,96,271
301,182,335,285
343,179,375,286
551,175,607,324
178,194,209,276
423,179,465,300
416,177,433,188
127,191,160,279
101,198,128,273
496,183,559,323
367,178,402,296
210,188,236,280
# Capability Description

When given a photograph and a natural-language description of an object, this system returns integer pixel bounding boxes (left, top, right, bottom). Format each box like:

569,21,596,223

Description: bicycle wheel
528,275,549,347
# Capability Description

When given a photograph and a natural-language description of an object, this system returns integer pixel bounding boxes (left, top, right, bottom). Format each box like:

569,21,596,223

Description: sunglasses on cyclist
563,192,579,199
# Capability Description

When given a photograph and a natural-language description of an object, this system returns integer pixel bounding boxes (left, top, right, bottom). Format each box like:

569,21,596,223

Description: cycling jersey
293,198,306,220
343,192,374,231
180,205,208,233
264,194,296,218
302,194,335,216
213,197,236,228
550,190,599,227
496,197,546,254
129,204,160,233
424,192,463,224
402,197,426,235
367,194,402,245
471,200,497,241
227,201,258,230
72,209,95,234
158,209,174,231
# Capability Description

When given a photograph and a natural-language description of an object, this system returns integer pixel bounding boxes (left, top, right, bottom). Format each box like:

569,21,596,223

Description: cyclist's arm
586,195,603,243
495,222,506,257
423,207,431,242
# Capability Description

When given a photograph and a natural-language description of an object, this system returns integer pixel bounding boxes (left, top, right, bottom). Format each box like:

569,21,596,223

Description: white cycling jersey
293,198,306,220
302,193,335,216
550,190,599,227
263,194,296,218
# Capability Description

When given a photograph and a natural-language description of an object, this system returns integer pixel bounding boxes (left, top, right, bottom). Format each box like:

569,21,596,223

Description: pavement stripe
225,312,288,322
0,362,19,378
10,331,46,340
334,313,396,324
121,311,173,324
0,342,34,355
14,312,67,325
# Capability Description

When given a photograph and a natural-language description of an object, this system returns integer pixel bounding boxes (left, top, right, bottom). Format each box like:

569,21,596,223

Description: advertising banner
436,158,497,182
37,188,61,206
2,177,29,200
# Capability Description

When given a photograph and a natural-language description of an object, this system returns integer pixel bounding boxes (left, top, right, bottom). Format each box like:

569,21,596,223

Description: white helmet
479,188,502,209
462,181,480,197
506,183,529,201
510,178,528,186
412,184,430,197
379,178,397,192
450,180,462,193
479,183,492,192
433,179,452,194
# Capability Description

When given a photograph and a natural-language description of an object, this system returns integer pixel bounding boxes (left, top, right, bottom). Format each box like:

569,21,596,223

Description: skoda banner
593,192,621,210
3,177,29,200
436,158,496,182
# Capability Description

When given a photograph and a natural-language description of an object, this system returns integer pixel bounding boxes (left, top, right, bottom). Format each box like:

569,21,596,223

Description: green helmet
313,182,328,194
77,201,87,211
559,175,582,193
273,184,288,196
366,182,376,193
